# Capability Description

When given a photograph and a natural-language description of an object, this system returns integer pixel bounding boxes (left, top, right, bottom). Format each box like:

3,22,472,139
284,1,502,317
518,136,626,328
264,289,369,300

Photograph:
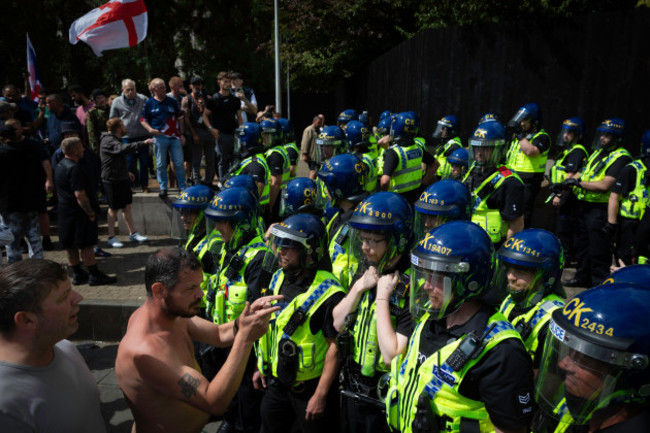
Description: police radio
224,254,245,281
446,323,496,372
335,224,350,246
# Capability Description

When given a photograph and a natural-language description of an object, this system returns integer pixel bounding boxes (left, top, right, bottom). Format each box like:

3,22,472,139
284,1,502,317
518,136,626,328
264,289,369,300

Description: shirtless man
115,247,280,433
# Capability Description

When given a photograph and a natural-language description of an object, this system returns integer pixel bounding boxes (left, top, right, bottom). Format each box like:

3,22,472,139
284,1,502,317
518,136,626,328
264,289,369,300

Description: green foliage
0,0,640,95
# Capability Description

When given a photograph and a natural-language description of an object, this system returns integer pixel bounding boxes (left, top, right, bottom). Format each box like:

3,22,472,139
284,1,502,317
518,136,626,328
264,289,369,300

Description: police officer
346,120,379,193
278,118,299,179
261,118,290,221
229,122,271,210
533,283,650,432
464,121,525,247
316,125,346,167
384,221,536,433
223,174,267,237
549,117,588,266
380,112,436,204
606,129,650,266
318,154,369,290
338,108,359,130
495,229,566,369
560,118,633,287
446,147,469,181
414,179,471,239
171,184,220,274
278,177,324,218
431,115,463,179
203,186,272,433
254,213,345,433
506,103,552,228
331,192,415,433
478,113,500,125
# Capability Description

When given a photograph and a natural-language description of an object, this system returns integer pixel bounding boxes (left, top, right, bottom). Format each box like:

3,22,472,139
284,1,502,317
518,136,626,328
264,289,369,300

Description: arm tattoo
178,373,200,399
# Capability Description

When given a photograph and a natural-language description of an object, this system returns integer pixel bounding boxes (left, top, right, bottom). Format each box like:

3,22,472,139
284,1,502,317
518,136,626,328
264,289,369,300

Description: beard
163,294,200,318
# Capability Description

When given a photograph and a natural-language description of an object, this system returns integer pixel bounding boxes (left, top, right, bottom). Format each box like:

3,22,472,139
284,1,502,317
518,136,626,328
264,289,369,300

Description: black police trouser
556,192,580,261
615,217,639,266
342,380,390,433
521,176,542,229
574,201,612,285
260,377,339,433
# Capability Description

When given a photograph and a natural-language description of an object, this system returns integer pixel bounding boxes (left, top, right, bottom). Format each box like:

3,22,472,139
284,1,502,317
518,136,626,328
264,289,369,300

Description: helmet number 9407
580,318,614,336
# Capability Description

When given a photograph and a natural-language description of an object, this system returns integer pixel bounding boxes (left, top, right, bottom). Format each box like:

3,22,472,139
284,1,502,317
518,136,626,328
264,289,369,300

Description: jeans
191,128,216,184
215,133,235,181
0,211,43,263
154,135,186,191
124,136,151,189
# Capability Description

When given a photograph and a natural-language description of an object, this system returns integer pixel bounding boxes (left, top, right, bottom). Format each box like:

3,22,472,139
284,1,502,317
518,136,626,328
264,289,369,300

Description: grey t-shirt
0,340,106,432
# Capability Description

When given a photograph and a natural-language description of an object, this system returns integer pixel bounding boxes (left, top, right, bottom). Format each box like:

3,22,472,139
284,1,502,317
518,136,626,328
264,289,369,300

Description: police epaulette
497,165,513,177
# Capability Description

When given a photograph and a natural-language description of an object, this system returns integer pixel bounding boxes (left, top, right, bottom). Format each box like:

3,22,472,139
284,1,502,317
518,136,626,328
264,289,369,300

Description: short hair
68,84,86,96
2,84,18,94
61,137,82,155
144,247,202,296
121,78,136,90
0,260,68,334
168,76,183,87
217,71,231,81
46,94,63,105
148,78,165,92
106,117,123,133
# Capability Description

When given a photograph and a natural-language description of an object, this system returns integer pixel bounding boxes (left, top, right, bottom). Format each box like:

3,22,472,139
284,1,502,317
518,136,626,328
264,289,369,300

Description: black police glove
550,183,564,195
602,222,617,240
561,178,580,189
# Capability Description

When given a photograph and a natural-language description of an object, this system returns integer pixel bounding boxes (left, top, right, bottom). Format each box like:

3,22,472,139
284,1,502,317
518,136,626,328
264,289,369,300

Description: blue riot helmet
379,110,393,122
279,177,324,217
358,111,369,126
495,229,565,309
234,122,264,157
337,109,359,129
478,113,499,125
508,102,542,130
413,180,471,239
223,174,259,200
315,125,345,164
536,284,650,428
555,117,584,149
593,118,626,151
345,120,371,152
376,117,393,138
264,213,328,274
640,129,650,157
260,118,283,148
171,185,215,238
277,118,295,143
445,147,469,180
410,221,495,320
468,121,507,171
348,192,414,274
602,264,650,288
317,153,368,206
432,115,460,142
204,187,259,251
390,112,419,143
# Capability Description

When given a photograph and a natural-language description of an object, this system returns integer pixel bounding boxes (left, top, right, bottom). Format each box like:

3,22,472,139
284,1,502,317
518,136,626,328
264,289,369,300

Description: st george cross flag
26,34,42,102
69,0,148,57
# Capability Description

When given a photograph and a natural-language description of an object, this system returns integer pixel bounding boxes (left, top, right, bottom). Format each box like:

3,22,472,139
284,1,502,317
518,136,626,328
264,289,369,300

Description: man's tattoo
178,373,200,399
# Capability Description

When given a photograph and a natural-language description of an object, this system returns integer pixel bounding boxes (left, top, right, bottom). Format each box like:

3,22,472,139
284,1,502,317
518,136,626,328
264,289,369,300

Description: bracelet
233,318,239,336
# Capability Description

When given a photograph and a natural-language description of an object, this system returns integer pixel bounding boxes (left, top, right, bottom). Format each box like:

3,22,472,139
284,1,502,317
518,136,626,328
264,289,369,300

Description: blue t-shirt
140,96,183,137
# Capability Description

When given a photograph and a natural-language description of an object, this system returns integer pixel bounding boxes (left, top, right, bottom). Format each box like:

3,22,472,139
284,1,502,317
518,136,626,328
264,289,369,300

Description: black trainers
89,271,117,286
72,269,89,285
159,190,168,200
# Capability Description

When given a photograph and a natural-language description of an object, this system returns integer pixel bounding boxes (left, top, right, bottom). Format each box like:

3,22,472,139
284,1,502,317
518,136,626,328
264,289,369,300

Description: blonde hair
148,78,165,92
61,137,82,156
168,76,183,87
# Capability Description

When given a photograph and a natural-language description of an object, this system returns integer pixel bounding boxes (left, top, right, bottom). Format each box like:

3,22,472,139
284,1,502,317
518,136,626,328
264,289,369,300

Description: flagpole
274,0,281,115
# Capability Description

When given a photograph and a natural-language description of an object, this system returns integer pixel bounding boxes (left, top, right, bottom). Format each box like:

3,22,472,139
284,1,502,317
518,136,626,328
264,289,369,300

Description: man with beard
115,247,280,433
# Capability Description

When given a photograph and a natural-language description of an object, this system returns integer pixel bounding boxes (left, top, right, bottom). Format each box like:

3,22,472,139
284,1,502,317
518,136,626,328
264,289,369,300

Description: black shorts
103,180,133,210
58,211,98,249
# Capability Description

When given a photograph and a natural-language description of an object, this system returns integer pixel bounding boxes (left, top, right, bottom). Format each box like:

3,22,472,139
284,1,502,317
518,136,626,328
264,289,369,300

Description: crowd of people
1,71,650,433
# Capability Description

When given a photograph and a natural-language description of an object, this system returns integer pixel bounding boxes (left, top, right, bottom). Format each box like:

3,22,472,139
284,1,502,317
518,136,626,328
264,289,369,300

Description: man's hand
45,179,54,193
377,271,399,300
209,128,220,140
305,391,326,421
144,138,154,146
357,267,379,293
252,370,267,390
149,129,162,136
602,222,617,240
129,172,136,182
561,178,580,189
552,195,561,207
237,295,283,342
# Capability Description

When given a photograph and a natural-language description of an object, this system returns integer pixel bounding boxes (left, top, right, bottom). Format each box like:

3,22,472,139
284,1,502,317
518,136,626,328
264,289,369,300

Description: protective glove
550,183,564,195
602,222,617,240
561,178,580,189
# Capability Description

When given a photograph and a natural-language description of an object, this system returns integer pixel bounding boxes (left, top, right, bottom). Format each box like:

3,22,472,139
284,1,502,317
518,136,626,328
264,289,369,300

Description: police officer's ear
14,310,39,331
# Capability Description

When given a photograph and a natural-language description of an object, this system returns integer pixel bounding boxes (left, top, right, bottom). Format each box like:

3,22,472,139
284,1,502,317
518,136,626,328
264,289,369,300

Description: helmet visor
508,108,531,129
409,254,471,320
316,141,341,163
432,123,450,140
414,211,453,241
468,143,504,168
262,225,308,273
536,320,630,427
493,260,544,309
592,131,619,151
555,128,577,149
350,228,394,274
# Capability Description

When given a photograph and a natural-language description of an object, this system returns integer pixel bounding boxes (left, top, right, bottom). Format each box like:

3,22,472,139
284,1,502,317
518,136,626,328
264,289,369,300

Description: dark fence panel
338,8,650,150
